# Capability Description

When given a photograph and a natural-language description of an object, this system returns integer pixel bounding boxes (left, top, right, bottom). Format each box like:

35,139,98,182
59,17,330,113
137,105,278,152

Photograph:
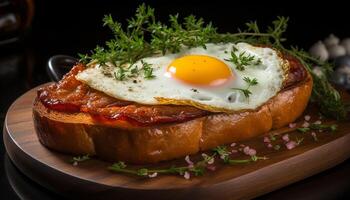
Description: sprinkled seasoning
311,131,318,141
185,155,194,166
148,172,158,178
289,123,297,128
304,115,311,121
285,141,297,150
282,134,290,142
206,165,216,171
302,121,310,128
263,136,271,143
184,171,191,179
243,146,257,156
269,133,277,141
314,120,322,125
273,144,281,150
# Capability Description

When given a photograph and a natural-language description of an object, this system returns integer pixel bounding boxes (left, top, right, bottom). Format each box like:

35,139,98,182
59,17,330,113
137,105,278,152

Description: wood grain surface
3,84,350,200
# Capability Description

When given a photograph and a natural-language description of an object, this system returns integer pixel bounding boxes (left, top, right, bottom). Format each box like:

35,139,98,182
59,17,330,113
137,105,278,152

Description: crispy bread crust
33,73,312,163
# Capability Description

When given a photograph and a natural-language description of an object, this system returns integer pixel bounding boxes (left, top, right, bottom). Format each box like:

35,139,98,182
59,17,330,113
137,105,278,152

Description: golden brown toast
33,73,312,164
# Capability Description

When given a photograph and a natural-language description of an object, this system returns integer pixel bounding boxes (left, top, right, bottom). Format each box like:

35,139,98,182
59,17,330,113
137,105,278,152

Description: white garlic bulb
324,34,340,47
309,41,329,61
328,45,346,59
340,38,350,55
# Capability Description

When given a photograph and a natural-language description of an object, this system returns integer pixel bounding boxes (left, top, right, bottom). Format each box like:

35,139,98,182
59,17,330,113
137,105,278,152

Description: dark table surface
1,1,350,199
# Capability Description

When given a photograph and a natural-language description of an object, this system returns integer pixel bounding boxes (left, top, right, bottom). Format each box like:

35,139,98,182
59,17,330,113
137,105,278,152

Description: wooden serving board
3,84,350,200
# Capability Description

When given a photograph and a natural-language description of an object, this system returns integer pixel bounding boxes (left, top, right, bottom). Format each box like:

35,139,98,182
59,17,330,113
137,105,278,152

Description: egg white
76,42,287,112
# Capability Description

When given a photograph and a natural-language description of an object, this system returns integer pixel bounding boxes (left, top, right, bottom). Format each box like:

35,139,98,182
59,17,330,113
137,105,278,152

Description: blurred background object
309,34,350,89
0,0,34,45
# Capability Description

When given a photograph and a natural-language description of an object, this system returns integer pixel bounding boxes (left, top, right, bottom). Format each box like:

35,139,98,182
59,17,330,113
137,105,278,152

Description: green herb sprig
112,60,154,81
297,123,338,133
80,4,215,69
225,48,262,71
108,145,267,178
231,77,258,99
70,155,90,164
212,146,267,164
79,4,347,120
109,153,216,177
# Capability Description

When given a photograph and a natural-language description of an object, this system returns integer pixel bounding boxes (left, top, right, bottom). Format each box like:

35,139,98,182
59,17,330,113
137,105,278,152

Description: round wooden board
3,84,350,200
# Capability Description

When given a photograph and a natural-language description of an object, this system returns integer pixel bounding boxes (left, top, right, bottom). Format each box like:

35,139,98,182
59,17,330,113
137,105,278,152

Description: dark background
1,0,350,199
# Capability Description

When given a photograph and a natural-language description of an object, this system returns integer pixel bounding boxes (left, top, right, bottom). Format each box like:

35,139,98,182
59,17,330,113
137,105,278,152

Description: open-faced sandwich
33,4,346,165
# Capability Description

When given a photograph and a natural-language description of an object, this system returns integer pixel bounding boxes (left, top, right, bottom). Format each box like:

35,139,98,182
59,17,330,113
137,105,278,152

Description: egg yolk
166,55,233,87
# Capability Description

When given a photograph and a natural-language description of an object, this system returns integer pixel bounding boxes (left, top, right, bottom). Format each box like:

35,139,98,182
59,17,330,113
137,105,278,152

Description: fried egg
76,42,287,112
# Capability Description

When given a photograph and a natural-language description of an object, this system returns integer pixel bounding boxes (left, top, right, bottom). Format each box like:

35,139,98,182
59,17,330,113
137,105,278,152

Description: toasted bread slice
33,73,312,164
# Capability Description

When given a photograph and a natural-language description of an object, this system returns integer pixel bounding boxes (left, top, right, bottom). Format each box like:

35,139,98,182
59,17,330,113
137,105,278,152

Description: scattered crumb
304,115,311,121
148,172,158,178
184,171,190,180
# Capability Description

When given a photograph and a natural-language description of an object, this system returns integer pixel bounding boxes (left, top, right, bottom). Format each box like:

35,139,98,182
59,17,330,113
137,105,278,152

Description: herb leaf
231,77,258,99
79,4,347,120
141,60,155,79
225,49,261,71
297,123,338,133
70,155,90,164
212,145,267,164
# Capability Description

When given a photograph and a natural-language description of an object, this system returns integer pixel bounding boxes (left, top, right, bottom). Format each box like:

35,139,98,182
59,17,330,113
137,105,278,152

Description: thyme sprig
69,155,90,164
231,77,258,99
225,48,262,71
109,153,216,177
79,4,347,120
297,123,338,133
112,60,154,81
80,3,215,68
108,145,267,178
212,146,267,164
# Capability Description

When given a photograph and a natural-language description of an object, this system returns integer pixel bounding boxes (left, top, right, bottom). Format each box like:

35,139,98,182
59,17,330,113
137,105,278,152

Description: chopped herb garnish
225,49,261,71
109,154,214,177
297,127,310,133
114,66,127,81
297,123,338,133
78,4,347,120
109,145,267,178
213,145,267,164
296,137,304,145
231,77,258,99
273,144,281,150
70,155,90,164
141,60,155,79
311,132,318,141
269,133,277,141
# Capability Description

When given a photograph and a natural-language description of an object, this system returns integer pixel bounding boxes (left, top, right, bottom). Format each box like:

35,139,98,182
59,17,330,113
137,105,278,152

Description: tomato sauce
38,54,307,126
